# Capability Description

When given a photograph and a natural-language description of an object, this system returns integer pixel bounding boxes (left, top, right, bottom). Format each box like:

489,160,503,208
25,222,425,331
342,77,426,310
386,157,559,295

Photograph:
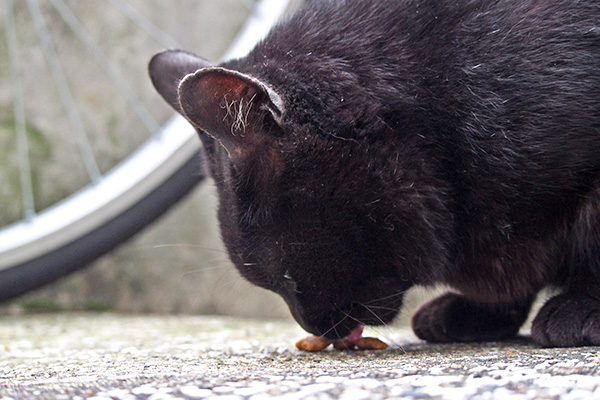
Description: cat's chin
284,283,405,339
289,304,399,340
319,311,398,340
311,318,362,341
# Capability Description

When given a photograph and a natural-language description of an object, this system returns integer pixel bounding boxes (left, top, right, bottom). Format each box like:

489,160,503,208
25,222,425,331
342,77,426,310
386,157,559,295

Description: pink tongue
345,325,364,342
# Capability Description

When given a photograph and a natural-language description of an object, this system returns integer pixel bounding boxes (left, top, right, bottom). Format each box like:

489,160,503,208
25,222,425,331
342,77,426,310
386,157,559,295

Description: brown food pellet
295,335,333,351
354,337,389,350
296,335,388,351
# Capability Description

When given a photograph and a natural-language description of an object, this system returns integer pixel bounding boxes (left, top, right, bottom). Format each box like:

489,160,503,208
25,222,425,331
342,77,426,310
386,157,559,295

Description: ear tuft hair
177,67,285,160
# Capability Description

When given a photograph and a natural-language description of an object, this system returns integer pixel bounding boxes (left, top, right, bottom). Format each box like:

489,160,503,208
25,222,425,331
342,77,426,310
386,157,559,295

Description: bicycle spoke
106,0,181,49
26,0,102,184
50,0,160,136
4,0,36,220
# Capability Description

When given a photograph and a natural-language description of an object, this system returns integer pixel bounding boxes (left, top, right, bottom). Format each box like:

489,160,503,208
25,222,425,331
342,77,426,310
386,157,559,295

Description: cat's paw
411,293,458,342
531,294,600,347
411,292,528,343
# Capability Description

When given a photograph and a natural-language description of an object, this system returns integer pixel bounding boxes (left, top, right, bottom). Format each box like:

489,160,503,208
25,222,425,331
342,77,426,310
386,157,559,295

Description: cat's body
150,0,600,347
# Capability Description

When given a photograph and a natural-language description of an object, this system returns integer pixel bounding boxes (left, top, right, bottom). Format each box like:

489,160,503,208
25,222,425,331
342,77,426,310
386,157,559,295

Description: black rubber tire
0,151,205,302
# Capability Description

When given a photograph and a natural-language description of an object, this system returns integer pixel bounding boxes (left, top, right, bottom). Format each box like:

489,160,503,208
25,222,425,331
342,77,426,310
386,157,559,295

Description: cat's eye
282,271,302,294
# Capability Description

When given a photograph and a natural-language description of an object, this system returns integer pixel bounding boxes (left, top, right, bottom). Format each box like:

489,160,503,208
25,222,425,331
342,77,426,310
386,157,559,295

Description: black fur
149,0,600,346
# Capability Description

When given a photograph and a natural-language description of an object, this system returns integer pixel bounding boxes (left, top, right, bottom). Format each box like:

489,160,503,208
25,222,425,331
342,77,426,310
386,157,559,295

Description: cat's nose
285,299,320,335
317,316,360,340
290,307,360,339
281,291,361,339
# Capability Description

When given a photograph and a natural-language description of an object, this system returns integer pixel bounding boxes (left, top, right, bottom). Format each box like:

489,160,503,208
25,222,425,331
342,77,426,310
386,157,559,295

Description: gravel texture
1,313,600,399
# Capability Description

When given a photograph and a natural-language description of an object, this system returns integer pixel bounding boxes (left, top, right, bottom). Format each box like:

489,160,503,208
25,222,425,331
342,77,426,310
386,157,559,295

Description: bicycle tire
0,141,201,301
0,0,297,301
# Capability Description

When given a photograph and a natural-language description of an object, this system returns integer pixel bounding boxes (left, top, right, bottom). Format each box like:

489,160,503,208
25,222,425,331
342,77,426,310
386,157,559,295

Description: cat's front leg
411,292,533,343
531,293,600,347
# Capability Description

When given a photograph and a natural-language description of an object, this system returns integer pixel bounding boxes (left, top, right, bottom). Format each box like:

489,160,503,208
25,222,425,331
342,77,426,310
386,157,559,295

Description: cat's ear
149,50,213,113
177,67,285,160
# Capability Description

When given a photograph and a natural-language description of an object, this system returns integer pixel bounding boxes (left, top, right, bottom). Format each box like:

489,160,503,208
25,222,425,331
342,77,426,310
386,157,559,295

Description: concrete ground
1,313,599,399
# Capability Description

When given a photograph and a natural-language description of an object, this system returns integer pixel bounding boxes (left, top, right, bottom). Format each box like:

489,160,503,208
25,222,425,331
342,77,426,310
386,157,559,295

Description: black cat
149,0,600,347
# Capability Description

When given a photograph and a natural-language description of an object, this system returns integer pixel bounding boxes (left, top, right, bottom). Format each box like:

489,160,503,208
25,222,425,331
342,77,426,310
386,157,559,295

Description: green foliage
82,300,112,313
18,298,64,313
0,115,52,225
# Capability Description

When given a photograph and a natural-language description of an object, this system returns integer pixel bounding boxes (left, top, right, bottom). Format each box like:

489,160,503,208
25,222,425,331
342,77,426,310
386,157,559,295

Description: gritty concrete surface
1,313,600,399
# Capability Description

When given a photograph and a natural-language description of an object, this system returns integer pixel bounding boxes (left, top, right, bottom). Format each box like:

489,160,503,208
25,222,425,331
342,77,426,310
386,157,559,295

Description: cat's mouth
288,301,399,340
282,276,406,339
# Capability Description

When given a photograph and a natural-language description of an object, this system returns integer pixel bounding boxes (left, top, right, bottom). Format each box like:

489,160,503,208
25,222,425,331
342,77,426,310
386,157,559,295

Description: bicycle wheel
0,0,300,301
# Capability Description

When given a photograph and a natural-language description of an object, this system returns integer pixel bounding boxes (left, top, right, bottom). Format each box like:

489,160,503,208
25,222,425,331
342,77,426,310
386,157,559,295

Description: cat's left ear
177,67,285,161
149,50,213,113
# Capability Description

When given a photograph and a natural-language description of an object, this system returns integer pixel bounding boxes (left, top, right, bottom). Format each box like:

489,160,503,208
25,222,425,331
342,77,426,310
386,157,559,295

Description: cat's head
149,50,414,339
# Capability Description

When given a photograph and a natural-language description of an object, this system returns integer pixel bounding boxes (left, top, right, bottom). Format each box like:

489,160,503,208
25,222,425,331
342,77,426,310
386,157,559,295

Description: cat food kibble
353,337,389,350
295,335,333,351
296,335,388,351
